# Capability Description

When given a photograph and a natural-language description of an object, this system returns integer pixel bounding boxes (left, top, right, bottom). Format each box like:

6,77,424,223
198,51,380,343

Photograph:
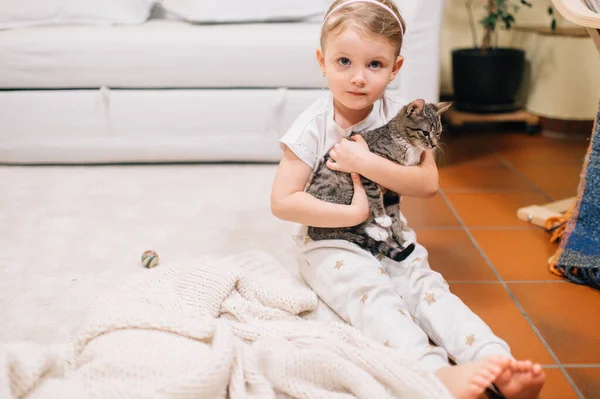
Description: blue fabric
555,104,600,290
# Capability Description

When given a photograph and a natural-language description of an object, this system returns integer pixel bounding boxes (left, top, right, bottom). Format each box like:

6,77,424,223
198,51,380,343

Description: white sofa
0,1,444,164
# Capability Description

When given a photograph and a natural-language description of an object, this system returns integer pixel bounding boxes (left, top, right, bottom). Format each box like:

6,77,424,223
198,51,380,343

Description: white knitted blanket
0,251,452,399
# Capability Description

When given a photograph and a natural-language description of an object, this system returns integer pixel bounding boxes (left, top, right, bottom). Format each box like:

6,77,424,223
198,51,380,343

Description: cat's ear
433,102,452,115
407,99,425,116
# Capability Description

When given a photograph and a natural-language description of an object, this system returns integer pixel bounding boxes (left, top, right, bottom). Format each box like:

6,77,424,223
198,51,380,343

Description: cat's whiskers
433,142,448,166
417,143,429,152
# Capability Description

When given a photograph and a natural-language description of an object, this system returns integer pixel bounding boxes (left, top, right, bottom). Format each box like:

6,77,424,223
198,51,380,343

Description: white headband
322,0,404,36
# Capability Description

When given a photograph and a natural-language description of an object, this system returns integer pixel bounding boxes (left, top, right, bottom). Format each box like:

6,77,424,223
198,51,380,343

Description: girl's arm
271,147,370,227
360,149,439,198
327,136,439,198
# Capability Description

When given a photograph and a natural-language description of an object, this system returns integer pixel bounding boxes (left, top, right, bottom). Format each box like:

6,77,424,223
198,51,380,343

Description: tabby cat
306,99,451,261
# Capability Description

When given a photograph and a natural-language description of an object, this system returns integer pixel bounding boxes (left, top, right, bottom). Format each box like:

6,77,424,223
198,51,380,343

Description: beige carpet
0,164,298,344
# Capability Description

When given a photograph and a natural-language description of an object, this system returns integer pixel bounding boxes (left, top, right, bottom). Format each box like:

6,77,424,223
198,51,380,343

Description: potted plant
452,0,556,113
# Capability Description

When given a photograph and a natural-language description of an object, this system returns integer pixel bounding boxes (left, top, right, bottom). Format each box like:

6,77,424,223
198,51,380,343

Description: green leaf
480,14,498,30
502,14,515,29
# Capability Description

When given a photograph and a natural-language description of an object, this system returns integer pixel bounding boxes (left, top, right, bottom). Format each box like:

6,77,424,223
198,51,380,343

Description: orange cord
546,203,577,276
545,204,575,244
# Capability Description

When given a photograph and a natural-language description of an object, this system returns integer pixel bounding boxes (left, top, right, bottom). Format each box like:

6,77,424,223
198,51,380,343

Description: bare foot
435,356,511,399
494,359,545,399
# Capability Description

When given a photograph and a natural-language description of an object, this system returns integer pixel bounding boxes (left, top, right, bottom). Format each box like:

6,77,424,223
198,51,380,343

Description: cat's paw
375,216,392,227
365,226,389,241
393,235,406,246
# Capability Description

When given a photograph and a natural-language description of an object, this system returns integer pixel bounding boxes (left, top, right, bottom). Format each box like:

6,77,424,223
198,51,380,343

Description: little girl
271,1,545,398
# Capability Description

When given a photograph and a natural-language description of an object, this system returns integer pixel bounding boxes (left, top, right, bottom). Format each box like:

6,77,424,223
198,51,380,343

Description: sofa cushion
0,0,154,30
0,0,444,98
160,0,329,23
0,20,360,89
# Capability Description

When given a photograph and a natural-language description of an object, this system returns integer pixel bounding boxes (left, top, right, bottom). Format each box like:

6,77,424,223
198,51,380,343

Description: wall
439,0,599,119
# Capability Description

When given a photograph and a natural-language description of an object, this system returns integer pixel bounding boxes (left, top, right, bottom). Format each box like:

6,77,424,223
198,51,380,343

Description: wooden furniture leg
586,27,600,52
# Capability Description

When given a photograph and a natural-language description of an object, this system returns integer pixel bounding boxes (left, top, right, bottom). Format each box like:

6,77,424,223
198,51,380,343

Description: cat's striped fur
306,99,451,262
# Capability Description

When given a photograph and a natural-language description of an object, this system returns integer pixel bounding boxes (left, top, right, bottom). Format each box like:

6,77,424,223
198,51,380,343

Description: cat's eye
423,131,430,137
338,57,351,66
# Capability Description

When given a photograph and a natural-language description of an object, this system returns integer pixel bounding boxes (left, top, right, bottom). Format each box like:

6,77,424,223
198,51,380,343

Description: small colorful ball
141,250,159,268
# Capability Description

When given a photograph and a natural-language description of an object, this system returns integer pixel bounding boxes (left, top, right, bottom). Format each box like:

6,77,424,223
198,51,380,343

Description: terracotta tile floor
407,130,599,399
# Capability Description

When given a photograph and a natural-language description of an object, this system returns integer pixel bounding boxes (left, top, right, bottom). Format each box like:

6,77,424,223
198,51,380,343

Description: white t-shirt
278,92,413,243
279,92,407,170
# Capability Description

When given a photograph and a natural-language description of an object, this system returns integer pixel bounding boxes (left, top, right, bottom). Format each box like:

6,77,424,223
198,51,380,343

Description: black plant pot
452,48,525,113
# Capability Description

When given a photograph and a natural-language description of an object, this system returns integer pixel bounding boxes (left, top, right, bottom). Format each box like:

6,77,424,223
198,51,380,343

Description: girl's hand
350,172,370,225
327,135,371,174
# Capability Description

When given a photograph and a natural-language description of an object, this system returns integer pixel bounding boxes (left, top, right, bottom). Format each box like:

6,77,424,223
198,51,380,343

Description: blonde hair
320,0,406,57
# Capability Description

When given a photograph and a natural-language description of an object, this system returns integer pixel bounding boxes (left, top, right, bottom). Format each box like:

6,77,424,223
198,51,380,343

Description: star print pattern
301,242,494,364
424,292,436,305
465,334,476,346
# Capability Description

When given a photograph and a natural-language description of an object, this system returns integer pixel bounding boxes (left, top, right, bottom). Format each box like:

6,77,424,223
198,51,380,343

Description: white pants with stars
297,236,512,372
